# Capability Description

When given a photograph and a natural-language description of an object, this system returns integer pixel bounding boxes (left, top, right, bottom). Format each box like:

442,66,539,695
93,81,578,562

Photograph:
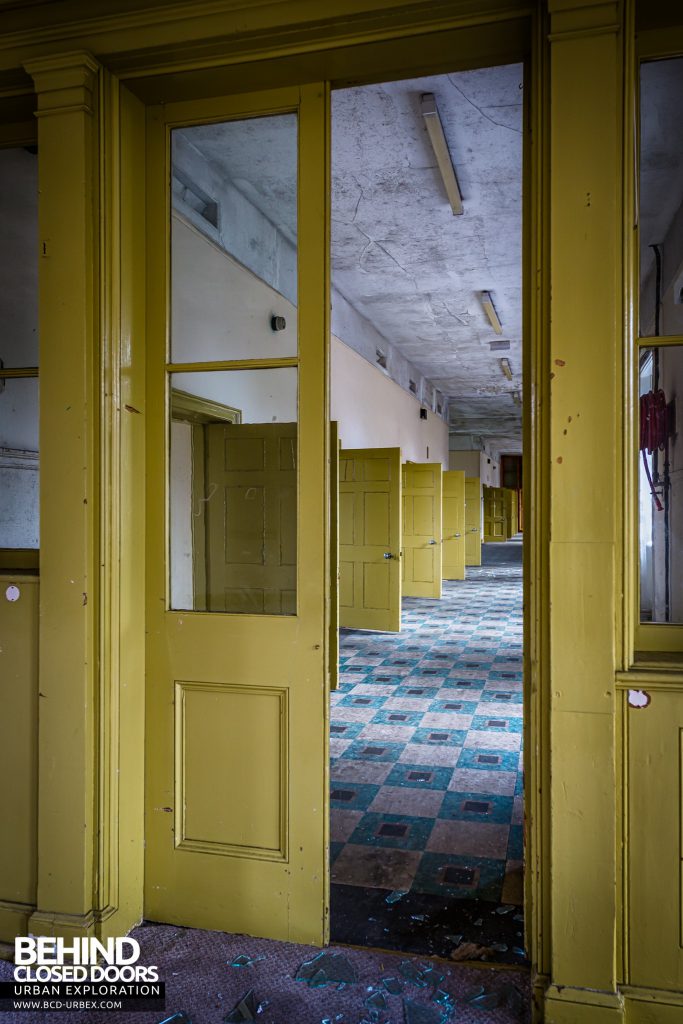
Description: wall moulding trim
24,51,100,115
0,1,532,79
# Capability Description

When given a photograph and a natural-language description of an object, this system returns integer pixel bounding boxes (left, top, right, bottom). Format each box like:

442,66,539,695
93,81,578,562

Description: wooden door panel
402,463,442,598
339,447,401,631
465,476,481,566
443,470,465,580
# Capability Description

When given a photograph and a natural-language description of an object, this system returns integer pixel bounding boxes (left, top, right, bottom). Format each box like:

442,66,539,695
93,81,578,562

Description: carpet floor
0,923,530,1023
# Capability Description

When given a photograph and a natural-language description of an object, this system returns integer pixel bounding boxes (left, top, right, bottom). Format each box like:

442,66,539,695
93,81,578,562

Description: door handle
383,552,394,559
454,533,461,538
429,539,437,545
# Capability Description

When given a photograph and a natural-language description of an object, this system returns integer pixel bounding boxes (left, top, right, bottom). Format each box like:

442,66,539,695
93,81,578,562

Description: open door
329,421,339,689
145,84,330,944
338,447,402,632
442,469,465,580
484,485,507,541
402,462,443,598
464,476,482,566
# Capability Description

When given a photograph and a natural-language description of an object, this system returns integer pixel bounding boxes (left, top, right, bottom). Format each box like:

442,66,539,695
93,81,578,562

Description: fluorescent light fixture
499,357,513,380
489,339,510,352
420,93,463,216
480,291,503,334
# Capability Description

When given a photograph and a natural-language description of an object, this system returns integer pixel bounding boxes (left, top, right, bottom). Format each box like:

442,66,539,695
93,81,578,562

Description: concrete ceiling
173,64,524,453
332,66,523,452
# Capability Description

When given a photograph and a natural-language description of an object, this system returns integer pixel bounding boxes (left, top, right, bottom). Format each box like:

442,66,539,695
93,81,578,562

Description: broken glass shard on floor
382,976,402,995
468,990,503,1010
419,967,443,990
433,989,454,1010
495,904,515,915
398,961,429,987
365,990,387,1012
230,954,266,968
403,999,449,1024
295,951,358,988
490,942,508,952
224,989,259,1022
385,889,409,904
158,1014,191,1024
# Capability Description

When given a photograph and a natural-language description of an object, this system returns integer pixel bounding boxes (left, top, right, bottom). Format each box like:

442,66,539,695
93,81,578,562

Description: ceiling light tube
420,93,463,216
499,358,513,380
480,291,503,334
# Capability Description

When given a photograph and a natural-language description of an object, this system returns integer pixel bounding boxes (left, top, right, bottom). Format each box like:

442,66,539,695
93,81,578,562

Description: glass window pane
0,377,39,549
171,114,297,362
639,58,683,337
169,368,297,614
0,147,38,367
639,344,683,622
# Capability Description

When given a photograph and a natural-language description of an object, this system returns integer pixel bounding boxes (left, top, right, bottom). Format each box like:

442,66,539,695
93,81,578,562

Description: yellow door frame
0,2,581,1017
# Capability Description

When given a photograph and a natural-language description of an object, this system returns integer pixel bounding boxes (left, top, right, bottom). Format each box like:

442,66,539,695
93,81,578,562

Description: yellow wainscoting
0,575,38,943
625,682,683,994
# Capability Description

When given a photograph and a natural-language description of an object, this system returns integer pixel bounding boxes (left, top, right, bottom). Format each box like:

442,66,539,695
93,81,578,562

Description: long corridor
329,541,524,957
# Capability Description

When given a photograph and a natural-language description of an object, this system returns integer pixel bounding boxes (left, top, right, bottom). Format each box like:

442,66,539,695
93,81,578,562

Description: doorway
327,66,526,962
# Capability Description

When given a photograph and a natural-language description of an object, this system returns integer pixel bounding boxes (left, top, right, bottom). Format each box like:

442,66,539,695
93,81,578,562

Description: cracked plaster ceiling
332,65,523,453
173,65,523,453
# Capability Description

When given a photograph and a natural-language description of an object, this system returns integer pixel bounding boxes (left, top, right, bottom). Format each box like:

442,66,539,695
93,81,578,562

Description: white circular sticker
5,585,20,603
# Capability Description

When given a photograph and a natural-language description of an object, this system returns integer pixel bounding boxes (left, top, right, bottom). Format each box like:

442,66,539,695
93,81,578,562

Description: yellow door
402,462,443,598
329,422,339,690
465,476,482,566
339,447,401,632
484,486,506,542
442,470,465,580
145,84,330,943
205,422,297,614
503,487,518,539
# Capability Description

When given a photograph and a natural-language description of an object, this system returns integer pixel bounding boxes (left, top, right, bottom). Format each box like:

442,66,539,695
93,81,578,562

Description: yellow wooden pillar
25,52,101,940
544,1,624,1020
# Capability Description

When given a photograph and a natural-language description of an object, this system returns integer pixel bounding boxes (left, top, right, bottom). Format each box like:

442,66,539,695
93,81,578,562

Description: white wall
448,451,480,476
331,338,448,466
448,448,500,485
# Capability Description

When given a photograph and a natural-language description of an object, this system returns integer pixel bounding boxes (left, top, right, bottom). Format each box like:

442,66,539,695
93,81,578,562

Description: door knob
454,533,461,538
429,539,437,545
383,552,394,559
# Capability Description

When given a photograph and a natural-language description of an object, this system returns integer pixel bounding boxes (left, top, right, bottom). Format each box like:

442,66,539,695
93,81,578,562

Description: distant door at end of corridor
465,476,482,566
442,470,465,580
339,447,402,632
402,462,442,598
484,485,507,542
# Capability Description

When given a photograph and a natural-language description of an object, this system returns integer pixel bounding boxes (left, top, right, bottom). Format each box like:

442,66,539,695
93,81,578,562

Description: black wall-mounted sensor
271,315,286,332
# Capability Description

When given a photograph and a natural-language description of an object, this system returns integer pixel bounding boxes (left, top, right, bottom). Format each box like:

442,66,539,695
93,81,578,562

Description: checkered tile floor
330,543,523,905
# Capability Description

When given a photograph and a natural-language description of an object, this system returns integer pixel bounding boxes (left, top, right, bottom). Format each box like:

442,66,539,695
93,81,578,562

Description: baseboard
544,984,624,1023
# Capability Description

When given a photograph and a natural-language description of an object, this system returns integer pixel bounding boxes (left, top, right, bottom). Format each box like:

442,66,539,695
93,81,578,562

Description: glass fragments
158,1015,191,1024
295,951,358,989
385,889,408,904
490,942,508,952
365,990,387,1011
224,989,260,1022
433,989,454,1009
468,990,503,1010
382,976,402,995
494,905,515,915
398,961,429,987
230,954,266,968
402,999,449,1024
